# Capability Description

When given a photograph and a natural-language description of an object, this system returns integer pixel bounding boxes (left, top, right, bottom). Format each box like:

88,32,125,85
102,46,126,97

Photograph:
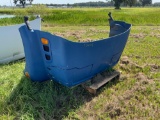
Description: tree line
112,0,152,9
13,0,33,8
13,0,159,9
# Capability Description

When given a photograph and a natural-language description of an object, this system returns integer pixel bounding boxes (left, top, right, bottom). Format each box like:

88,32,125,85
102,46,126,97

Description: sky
0,0,159,6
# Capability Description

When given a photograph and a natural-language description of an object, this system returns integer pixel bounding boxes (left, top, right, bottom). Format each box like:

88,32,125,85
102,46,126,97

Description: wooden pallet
82,70,120,94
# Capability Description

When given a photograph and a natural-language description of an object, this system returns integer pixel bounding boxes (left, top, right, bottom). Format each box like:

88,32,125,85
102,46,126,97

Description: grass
0,7,160,119
1,7,160,26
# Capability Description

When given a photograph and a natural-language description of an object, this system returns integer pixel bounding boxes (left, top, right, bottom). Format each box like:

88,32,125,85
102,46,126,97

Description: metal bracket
82,70,120,94
24,16,32,31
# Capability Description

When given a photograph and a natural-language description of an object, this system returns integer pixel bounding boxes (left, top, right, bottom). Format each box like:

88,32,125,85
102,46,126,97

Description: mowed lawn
0,7,160,120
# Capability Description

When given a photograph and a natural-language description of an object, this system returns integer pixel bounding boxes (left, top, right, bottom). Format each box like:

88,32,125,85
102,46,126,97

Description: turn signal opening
25,72,30,78
41,38,49,45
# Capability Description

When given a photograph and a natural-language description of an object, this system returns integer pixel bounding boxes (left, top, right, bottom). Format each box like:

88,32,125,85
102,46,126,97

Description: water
0,14,15,19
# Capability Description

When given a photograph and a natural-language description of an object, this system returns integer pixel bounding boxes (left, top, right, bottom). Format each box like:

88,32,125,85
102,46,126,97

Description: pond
0,14,15,19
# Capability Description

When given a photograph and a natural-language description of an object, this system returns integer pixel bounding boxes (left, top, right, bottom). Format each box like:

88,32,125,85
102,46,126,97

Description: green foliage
140,0,152,6
13,0,33,8
124,0,137,7
0,16,24,26
113,0,139,9
113,0,124,9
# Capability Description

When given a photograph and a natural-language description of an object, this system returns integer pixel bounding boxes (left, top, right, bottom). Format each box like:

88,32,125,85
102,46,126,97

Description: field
0,7,160,120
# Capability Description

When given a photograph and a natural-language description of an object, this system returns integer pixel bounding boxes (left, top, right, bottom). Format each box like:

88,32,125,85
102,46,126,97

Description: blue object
19,13,131,87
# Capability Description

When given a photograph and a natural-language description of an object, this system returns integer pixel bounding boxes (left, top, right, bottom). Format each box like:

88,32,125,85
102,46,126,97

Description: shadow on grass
0,58,25,67
4,72,121,119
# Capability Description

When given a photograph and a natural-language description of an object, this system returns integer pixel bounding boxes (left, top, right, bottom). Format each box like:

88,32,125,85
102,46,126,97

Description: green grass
0,7,160,119
1,7,160,26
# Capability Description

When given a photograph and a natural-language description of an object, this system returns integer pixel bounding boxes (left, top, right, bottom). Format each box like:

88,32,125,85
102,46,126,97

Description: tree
153,2,160,7
106,0,123,9
113,0,123,9
139,0,152,6
13,0,33,8
124,0,137,7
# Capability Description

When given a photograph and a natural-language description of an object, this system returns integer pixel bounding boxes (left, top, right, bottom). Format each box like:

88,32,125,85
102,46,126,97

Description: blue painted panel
19,26,50,81
19,19,131,87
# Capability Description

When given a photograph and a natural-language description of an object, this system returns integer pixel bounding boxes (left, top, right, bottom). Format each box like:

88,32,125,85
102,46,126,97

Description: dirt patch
120,56,130,65
135,72,150,85
103,75,154,118
156,34,160,38
119,74,129,81
88,28,97,32
135,72,148,81
104,102,123,119
130,33,147,39
120,56,143,73
120,56,142,69
54,32,65,37
120,56,160,73
54,30,86,41
109,107,122,118
149,32,157,37
122,90,134,101
147,64,160,72
148,31,160,38
119,56,158,85
81,67,156,119
150,56,160,59
105,103,114,112
79,38,93,42
53,29,109,42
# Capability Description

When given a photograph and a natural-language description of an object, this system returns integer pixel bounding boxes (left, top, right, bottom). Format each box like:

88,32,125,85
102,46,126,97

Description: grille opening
43,45,49,52
45,54,51,60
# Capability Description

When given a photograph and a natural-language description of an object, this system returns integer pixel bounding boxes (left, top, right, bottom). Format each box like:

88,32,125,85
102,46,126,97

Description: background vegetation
0,7,160,120
8,0,155,9
0,7,160,26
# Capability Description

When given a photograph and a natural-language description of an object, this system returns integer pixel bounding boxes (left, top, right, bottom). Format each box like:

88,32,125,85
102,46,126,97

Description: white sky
0,0,159,6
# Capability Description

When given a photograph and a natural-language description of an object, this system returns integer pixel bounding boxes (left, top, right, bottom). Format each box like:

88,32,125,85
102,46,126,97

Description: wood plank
82,70,120,94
